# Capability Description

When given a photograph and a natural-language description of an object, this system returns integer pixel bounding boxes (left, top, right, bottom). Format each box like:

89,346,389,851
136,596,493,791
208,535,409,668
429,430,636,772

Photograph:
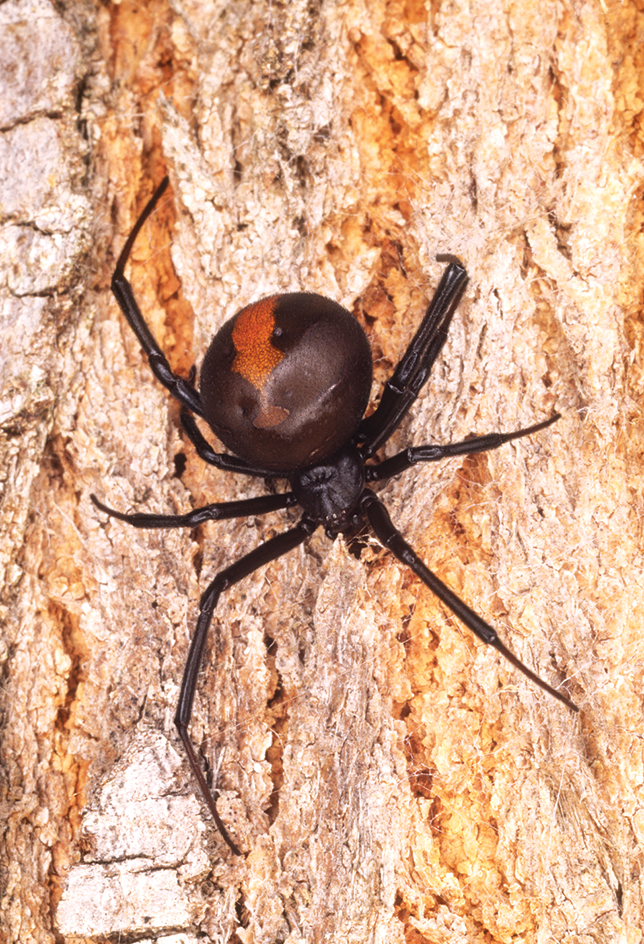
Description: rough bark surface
1,0,643,942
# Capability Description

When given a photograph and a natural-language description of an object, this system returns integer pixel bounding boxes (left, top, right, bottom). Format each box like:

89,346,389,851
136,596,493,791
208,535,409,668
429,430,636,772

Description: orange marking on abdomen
231,297,283,390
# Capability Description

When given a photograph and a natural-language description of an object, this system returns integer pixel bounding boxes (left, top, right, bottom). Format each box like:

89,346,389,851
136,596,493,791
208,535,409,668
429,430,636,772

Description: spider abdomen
199,293,373,472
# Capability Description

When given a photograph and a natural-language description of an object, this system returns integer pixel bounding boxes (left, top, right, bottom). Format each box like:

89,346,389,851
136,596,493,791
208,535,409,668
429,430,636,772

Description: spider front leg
361,490,578,712
175,518,317,854
92,490,310,853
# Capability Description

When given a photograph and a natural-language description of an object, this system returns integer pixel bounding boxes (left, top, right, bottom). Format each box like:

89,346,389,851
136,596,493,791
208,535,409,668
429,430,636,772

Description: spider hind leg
174,517,317,854
357,259,469,458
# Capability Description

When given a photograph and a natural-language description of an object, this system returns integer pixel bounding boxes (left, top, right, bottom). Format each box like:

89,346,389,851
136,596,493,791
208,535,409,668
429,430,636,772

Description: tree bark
2,0,643,942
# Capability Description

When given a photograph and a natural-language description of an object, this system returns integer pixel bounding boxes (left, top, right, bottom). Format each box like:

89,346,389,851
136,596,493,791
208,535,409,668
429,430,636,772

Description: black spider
92,176,578,855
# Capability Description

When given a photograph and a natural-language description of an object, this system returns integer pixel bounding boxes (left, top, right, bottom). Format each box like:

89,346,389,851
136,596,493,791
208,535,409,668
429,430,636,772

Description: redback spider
92,176,578,855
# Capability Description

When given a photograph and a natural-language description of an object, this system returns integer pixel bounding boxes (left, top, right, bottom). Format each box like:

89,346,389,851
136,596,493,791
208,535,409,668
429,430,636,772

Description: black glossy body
200,292,373,471
291,444,366,534
94,176,578,855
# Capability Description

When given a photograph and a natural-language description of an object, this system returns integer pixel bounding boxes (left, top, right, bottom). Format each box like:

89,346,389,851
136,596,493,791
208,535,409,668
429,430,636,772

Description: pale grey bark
1,1,643,942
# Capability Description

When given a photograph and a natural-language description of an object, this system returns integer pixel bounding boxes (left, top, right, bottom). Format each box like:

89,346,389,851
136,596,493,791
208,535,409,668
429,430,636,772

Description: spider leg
175,516,317,854
111,176,205,418
180,409,285,478
367,414,560,482
90,491,296,529
357,257,469,458
361,489,578,712
112,182,277,477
